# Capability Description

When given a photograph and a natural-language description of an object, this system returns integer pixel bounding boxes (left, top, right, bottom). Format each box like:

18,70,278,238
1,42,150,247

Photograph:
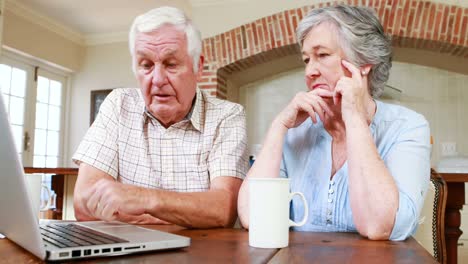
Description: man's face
134,25,202,127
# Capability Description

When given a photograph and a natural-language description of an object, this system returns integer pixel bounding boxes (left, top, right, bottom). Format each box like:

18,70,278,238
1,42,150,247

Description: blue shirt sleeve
280,151,288,178
386,115,431,241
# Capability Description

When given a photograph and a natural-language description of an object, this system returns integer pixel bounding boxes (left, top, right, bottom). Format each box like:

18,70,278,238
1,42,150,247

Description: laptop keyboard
40,223,129,248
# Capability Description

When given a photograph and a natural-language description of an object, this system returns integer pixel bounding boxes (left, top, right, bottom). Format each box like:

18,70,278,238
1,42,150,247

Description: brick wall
197,0,468,99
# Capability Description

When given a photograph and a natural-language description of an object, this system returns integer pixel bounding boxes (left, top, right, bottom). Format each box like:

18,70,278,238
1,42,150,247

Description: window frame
0,48,71,167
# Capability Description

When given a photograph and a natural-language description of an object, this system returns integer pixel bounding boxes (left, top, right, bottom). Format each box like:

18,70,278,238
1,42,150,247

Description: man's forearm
74,163,242,227
117,213,171,225
74,163,115,221
145,187,239,228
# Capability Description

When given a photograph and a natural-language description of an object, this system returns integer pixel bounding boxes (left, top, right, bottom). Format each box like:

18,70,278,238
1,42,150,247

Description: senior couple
73,5,430,241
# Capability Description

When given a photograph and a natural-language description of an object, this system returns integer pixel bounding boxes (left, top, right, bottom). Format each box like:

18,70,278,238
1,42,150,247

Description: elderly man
72,6,248,228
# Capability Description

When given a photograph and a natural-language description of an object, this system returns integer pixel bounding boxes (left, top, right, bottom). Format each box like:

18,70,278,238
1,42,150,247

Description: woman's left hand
333,60,371,124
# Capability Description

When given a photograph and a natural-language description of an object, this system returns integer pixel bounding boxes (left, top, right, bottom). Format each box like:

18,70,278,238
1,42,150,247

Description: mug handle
39,184,52,211
288,192,308,227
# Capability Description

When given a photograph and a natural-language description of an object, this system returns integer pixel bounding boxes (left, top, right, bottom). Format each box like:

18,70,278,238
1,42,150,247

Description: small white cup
25,176,52,217
248,178,308,248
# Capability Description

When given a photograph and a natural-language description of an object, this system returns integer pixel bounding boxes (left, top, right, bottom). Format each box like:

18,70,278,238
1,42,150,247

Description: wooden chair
414,169,447,263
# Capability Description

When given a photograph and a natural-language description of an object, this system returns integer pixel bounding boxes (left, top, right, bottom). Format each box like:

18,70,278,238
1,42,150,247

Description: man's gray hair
129,6,202,74
296,5,392,98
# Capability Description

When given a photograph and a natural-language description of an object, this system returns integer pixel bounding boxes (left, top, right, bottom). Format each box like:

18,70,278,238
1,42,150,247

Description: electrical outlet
441,142,457,156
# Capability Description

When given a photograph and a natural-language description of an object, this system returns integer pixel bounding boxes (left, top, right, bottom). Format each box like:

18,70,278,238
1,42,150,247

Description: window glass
46,131,59,156
33,155,45,167
35,103,48,129
45,157,57,168
9,96,24,125
10,68,26,97
47,105,61,131
34,129,47,156
1,59,66,172
49,80,62,106
37,76,49,103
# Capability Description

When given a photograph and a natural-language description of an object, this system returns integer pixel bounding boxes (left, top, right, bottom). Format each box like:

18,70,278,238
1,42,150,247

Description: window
0,63,28,160
33,76,63,168
0,55,67,166
0,53,68,193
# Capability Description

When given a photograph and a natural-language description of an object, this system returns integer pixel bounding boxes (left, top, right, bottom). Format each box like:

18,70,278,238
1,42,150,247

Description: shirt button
326,219,332,225
330,181,335,186
327,210,332,215
328,189,334,194
328,198,333,203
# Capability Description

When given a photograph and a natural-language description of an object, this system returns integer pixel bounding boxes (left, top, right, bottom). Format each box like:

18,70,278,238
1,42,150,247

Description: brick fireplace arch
197,0,468,99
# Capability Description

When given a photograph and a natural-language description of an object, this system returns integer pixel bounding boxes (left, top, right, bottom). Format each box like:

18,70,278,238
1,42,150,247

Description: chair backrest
413,169,447,263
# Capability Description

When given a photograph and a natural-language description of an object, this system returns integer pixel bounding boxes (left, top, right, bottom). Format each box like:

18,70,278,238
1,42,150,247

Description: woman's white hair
296,5,392,98
129,6,202,73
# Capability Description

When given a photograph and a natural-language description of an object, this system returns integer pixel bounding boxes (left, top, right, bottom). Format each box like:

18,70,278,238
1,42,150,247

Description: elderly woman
238,5,431,241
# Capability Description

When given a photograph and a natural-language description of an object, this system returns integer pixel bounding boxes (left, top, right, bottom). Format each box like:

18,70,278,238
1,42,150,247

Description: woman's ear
360,64,373,76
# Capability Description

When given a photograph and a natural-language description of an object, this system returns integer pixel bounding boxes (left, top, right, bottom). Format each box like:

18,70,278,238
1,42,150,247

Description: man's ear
196,55,205,80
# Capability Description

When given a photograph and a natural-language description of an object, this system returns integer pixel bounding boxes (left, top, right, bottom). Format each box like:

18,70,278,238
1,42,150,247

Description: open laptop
0,94,190,261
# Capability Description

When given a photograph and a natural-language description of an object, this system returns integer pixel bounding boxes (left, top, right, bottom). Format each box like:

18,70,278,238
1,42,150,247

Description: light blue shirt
280,100,431,241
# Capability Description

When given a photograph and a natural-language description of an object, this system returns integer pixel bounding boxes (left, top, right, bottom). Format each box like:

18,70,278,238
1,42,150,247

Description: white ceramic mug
248,178,308,248
25,176,52,217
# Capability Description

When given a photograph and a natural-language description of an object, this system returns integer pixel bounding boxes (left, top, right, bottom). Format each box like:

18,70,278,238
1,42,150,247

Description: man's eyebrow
135,49,178,59
160,49,179,59
135,50,149,57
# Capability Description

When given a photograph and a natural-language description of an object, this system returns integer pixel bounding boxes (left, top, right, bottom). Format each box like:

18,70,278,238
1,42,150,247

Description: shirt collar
370,99,381,130
189,88,205,132
141,88,205,132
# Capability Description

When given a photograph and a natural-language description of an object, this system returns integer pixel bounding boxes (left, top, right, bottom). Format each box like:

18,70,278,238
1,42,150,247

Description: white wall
67,42,137,165
239,69,305,154
192,0,314,38
3,10,84,72
385,62,468,164
239,62,468,166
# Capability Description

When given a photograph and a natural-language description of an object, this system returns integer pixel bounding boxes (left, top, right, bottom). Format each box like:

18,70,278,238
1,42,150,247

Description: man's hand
84,179,151,221
117,212,171,225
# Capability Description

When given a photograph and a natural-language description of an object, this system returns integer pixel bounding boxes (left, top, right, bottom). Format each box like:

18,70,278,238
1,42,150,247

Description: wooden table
269,232,436,264
0,225,437,263
439,172,468,264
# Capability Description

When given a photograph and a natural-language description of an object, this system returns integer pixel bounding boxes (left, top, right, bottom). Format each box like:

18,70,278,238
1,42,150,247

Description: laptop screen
0,93,48,259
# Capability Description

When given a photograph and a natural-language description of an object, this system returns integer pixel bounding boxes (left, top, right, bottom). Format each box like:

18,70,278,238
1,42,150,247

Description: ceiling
8,0,243,44
12,0,191,35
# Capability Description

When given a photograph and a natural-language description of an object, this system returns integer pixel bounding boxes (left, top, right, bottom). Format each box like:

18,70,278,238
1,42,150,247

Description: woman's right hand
276,89,334,129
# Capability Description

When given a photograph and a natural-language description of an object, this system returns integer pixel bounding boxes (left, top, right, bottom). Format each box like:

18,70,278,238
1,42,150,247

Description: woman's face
301,23,350,94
